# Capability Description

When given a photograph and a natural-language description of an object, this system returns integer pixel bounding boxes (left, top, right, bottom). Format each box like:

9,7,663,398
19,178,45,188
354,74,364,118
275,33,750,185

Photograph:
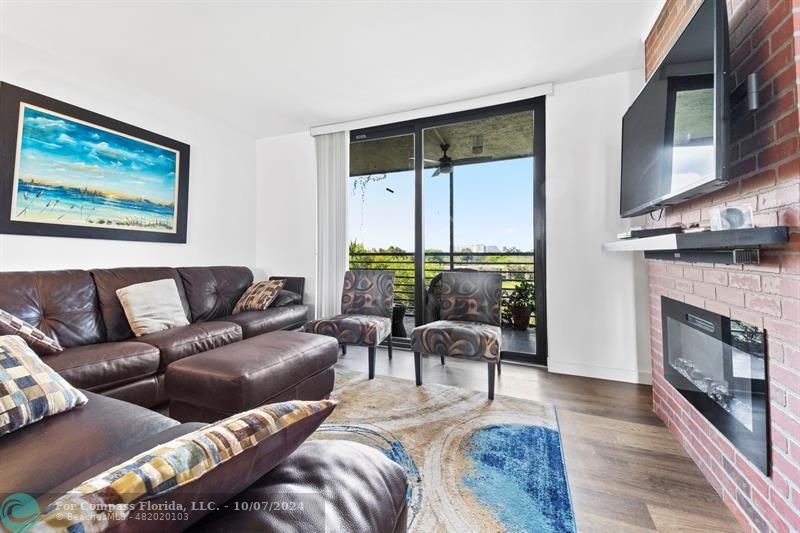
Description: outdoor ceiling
0,1,659,139
350,111,534,176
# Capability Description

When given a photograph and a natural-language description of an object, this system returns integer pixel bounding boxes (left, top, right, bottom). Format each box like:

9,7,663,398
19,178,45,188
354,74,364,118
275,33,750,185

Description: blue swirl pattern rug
314,369,576,532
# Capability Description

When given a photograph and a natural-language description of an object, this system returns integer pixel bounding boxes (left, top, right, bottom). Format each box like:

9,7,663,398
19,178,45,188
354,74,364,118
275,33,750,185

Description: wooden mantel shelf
602,227,790,264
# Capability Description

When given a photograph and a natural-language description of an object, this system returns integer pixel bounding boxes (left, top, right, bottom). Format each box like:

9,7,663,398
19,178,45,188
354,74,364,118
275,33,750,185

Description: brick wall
644,0,800,531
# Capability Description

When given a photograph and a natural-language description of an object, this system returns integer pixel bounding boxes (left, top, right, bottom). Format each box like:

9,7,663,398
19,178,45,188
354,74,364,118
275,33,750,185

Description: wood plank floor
335,347,742,532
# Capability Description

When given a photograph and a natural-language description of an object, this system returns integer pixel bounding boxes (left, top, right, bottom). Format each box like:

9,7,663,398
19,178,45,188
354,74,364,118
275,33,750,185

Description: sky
16,105,178,205
348,157,535,251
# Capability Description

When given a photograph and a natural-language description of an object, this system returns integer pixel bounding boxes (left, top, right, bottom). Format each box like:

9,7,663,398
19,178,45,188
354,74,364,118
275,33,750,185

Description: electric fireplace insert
661,296,770,474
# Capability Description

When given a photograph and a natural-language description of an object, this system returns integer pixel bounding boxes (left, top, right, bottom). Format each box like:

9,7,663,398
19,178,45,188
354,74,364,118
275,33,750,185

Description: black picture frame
0,82,190,243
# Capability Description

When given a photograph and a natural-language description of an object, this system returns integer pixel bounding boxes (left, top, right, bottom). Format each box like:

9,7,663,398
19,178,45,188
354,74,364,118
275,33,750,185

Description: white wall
546,69,652,384
0,37,257,271
254,132,317,314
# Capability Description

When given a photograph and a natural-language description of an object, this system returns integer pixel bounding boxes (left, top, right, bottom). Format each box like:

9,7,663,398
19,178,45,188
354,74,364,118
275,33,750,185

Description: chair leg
340,344,347,356
368,346,376,380
497,355,502,375
440,354,445,365
488,362,496,400
414,351,422,386
387,336,393,360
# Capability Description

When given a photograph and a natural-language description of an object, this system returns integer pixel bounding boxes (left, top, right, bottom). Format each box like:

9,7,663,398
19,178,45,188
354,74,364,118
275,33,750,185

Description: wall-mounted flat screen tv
620,0,729,218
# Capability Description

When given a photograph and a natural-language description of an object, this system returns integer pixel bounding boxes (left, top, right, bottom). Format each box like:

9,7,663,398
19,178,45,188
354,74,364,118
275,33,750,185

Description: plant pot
510,305,531,330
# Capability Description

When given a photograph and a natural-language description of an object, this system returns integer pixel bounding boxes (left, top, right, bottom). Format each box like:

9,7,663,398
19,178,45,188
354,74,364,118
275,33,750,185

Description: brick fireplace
644,0,800,530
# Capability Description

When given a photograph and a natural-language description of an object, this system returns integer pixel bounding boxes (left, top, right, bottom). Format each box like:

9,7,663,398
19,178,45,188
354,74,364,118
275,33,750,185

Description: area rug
312,369,577,533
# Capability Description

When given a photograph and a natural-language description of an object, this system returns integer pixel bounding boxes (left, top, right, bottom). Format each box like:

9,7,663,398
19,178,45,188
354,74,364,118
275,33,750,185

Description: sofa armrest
269,276,305,303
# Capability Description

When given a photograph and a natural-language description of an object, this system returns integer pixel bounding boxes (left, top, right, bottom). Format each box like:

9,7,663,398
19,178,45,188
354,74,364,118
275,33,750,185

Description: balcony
349,250,537,357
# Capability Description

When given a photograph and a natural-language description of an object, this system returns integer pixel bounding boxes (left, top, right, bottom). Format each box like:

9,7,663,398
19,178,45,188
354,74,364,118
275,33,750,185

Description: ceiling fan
409,133,494,175
431,142,493,176
432,143,453,177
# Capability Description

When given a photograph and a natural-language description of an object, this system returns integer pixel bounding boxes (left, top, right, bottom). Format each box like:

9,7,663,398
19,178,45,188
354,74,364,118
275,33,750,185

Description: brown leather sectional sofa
0,265,410,531
0,266,309,408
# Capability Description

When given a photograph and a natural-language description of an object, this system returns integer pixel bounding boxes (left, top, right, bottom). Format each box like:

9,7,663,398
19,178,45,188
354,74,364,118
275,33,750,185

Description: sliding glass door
348,98,546,363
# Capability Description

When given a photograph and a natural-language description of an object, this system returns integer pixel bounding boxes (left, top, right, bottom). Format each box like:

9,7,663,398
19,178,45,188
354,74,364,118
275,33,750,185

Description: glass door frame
350,96,547,363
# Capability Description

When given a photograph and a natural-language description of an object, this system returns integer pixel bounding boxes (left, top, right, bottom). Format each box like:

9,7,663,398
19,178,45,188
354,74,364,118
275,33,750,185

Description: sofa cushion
271,289,303,308
138,321,242,370
0,391,177,497
43,422,205,502
178,266,253,322
0,270,104,347
44,341,160,391
37,400,336,533
233,279,286,313
0,336,87,437
0,308,63,356
219,305,308,339
188,441,409,533
117,279,191,336
91,267,191,342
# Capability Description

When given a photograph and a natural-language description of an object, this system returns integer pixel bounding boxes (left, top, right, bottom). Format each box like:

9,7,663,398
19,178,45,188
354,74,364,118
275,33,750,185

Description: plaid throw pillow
0,308,62,356
233,279,286,314
35,399,336,532
0,335,87,436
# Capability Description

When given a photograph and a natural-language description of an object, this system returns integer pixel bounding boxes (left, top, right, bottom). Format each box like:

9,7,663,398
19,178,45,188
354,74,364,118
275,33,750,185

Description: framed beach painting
0,83,189,243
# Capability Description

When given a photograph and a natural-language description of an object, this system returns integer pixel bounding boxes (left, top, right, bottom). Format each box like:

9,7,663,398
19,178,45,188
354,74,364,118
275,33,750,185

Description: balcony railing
348,251,535,327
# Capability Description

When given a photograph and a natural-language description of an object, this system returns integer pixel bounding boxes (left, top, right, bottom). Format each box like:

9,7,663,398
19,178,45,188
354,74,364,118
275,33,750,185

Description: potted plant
507,281,535,330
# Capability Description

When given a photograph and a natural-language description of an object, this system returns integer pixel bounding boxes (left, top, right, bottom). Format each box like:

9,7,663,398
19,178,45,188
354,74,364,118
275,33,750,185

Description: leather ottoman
166,331,339,422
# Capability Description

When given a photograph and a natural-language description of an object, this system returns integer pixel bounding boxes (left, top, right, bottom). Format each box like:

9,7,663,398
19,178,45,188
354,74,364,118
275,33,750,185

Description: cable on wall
649,208,664,222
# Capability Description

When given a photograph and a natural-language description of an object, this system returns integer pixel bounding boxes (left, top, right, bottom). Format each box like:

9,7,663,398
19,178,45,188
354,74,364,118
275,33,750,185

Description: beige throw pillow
116,279,189,336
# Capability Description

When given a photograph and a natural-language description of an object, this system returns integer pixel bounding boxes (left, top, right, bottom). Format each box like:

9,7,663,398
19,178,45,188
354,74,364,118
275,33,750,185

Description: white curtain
314,131,349,318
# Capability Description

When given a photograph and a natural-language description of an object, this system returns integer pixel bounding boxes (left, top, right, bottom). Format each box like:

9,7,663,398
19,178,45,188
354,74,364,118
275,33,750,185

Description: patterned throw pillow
0,335,87,436
35,399,336,532
0,308,62,356
233,279,286,314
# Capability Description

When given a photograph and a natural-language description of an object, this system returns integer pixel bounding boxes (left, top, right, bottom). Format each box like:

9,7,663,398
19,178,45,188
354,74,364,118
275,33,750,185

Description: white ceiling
0,1,659,139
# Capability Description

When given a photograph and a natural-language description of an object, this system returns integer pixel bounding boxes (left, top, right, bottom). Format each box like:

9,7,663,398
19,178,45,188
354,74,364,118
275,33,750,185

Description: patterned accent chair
305,270,395,379
410,271,503,399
